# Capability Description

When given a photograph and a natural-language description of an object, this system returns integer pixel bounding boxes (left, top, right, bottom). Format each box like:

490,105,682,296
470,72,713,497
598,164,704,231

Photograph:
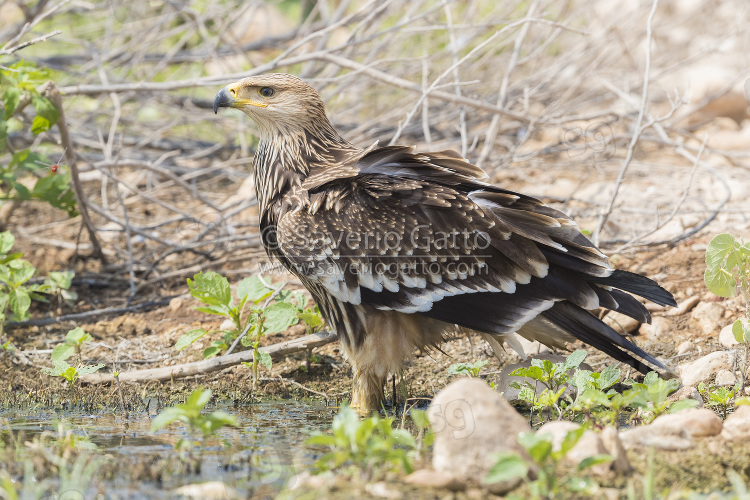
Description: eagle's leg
351,365,386,410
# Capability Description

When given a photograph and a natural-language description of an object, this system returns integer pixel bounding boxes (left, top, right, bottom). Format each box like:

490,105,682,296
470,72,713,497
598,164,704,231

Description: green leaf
562,350,587,372
30,95,59,134
577,454,613,470
8,288,30,320
0,232,14,255
704,266,736,298
299,311,323,330
51,343,74,363
237,276,274,303
263,301,299,334
199,411,238,436
188,271,232,308
558,427,585,456
31,174,78,216
733,319,748,344
3,87,20,120
518,432,552,463
410,409,430,430
202,346,222,358
175,328,208,350
65,326,92,346
76,363,104,376
705,233,736,271
484,451,528,484
257,349,272,370
668,398,700,413
47,270,74,289
150,407,187,433
597,365,621,390
185,388,212,411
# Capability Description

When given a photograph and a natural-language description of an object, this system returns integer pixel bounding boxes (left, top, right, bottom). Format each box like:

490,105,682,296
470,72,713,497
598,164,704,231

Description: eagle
213,73,676,410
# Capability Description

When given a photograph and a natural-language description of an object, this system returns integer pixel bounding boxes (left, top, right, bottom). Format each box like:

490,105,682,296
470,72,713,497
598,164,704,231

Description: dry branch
80,331,338,385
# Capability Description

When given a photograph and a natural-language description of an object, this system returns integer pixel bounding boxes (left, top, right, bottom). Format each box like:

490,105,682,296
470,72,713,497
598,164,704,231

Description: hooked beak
213,84,268,114
213,87,233,114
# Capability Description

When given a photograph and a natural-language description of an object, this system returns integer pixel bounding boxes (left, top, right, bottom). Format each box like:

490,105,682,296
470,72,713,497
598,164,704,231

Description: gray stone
720,322,741,348
678,350,736,387
721,405,750,441
429,378,530,492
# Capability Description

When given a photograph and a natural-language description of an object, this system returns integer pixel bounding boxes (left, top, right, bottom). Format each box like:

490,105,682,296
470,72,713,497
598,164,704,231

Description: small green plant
510,350,695,426
485,427,612,499
150,388,238,457
0,231,75,345
699,382,740,419
1,61,78,217
306,404,417,479
510,350,587,421
704,233,750,387
176,272,322,386
42,327,103,394
447,360,488,378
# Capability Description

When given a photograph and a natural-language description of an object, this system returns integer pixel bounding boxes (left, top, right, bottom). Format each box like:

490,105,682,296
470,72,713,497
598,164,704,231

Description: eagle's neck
253,121,359,222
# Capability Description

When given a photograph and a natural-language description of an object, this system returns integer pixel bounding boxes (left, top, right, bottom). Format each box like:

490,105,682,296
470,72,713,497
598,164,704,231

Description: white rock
639,317,670,340
676,341,695,355
721,405,750,441
650,408,723,438
667,386,703,408
496,354,592,401
719,323,741,348
619,425,693,450
715,369,737,387
678,350,736,386
173,482,242,500
219,318,235,331
429,378,529,493
603,311,641,334
365,482,403,499
405,469,465,491
690,301,725,335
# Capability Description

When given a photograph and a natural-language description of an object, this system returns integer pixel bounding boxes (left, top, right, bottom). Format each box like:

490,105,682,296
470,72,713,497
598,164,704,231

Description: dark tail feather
591,270,677,307
542,301,673,376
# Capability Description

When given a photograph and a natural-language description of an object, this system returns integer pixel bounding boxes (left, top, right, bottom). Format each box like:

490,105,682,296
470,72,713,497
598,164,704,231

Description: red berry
51,165,58,173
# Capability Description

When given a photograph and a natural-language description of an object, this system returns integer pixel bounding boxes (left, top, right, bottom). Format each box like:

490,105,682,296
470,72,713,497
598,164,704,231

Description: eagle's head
213,73,329,136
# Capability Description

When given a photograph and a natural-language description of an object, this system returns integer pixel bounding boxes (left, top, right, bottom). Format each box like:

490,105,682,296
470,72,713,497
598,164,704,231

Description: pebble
429,378,530,493
690,301,725,335
678,350,736,386
721,405,750,441
405,469,466,491
173,481,242,499
668,296,700,316
603,311,641,334
650,408,723,438
676,341,695,355
639,316,670,340
715,369,737,387
667,385,703,408
169,297,184,312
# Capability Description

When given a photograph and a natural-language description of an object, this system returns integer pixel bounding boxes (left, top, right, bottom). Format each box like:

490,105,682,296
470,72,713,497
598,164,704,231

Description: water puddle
1,399,337,498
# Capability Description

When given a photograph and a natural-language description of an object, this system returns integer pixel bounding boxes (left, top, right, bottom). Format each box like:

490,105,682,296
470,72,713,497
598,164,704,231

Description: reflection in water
0,399,336,497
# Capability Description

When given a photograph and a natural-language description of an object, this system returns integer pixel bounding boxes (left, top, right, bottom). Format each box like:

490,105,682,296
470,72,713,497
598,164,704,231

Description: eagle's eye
259,87,275,98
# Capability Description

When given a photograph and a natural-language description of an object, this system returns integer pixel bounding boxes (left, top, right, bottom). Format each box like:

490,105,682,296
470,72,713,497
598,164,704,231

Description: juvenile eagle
213,73,676,409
